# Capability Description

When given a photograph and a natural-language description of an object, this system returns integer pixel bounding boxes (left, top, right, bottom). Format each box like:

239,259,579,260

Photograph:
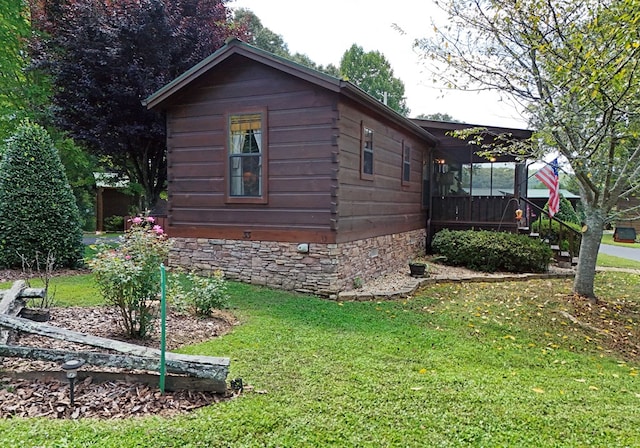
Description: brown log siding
335,101,429,242
165,57,338,242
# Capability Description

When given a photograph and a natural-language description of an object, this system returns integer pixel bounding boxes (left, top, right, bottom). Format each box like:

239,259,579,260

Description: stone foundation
169,229,426,297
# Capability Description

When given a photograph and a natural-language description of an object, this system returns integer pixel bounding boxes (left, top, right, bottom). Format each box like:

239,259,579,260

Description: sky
229,0,529,129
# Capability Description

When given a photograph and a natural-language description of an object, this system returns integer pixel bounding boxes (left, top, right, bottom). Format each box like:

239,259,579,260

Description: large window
469,162,515,196
228,111,267,202
433,161,515,196
361,125,374,179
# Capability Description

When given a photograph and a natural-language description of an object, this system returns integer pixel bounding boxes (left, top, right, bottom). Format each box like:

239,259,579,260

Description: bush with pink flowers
89,216,170,338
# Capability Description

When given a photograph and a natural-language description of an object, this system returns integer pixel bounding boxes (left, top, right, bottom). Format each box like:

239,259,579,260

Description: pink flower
125,255,131,260
152,225,164,235
132,217,143,224
146,216,155,223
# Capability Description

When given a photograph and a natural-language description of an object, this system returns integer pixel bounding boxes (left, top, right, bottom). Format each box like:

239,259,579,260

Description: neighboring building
615,195,640,236
94,172,138,232
144,39,532,296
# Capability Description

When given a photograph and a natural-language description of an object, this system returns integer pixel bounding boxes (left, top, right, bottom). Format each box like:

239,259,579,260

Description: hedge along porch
144,39,434,296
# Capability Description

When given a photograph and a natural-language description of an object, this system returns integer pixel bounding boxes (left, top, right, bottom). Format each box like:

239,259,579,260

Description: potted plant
408,259,428,278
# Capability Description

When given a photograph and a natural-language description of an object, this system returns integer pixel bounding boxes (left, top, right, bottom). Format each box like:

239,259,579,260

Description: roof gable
144,38,436,144
143,38,343,110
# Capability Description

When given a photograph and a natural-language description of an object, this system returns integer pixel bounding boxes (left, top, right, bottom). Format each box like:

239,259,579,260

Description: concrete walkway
337,269,576,301
82,235,121,245
598,243,640,262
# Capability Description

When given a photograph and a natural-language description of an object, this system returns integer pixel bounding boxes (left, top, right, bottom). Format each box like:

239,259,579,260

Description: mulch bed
0,375,234,419
1,269,242,419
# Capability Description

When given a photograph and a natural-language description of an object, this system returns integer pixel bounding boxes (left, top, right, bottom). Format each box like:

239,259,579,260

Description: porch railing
517,196,582,260
431,195,519,224
429,194,582,262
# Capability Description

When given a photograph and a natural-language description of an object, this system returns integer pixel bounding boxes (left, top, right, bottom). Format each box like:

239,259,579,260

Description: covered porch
412,120,533,245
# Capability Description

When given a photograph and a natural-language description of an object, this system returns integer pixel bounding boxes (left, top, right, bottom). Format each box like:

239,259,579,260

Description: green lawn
1,271,639,447
597,232,640,269
597,252,640,269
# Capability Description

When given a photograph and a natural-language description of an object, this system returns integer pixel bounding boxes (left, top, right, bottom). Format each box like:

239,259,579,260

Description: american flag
535,158,560,217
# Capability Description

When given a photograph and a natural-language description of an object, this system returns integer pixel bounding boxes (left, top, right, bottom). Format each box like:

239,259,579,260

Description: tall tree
234,8,289,57
339,44,410,116
0,1,98,230
415,112,461,122
416,0,640,300
234,8,339,77
0,0,52,142
36,0,244,210
0,1,28,141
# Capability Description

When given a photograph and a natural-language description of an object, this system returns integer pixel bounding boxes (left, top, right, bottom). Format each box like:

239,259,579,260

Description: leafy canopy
234,8,340,76
234,10,409,114
340,44,410,116
36,0,244,209
0,1,52,143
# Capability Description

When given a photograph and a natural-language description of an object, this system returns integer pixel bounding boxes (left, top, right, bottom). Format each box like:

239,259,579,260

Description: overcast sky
230,0,529,129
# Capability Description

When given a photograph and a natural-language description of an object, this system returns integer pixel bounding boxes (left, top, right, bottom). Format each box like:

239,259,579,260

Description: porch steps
524,234,578,268
550,245,577,268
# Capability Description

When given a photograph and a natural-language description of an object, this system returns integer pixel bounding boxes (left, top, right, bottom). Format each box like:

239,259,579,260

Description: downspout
426,148,434,252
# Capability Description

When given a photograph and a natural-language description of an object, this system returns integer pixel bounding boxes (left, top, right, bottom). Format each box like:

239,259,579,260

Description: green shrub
431,229,553,273
531,218,582,252
0,120,83,268
542,195,581,225
168,270,229,316
88,217,169,338
103,215,124,232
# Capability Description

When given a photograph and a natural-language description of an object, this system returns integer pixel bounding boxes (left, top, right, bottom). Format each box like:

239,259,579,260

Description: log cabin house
144,39,533,296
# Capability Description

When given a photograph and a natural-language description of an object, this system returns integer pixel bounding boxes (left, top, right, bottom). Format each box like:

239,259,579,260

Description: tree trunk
0,314,229,381
573,209,605,301
0,344,227,392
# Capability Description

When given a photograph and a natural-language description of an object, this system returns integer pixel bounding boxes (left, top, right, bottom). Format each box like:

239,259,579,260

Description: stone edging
337,272,576,302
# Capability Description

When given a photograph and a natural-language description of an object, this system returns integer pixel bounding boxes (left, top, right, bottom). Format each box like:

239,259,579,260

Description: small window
227,111,268,203
402,142,411,185
361,125,374,179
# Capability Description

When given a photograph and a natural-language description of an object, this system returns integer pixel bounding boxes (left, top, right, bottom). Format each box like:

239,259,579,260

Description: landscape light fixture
61,358,86,406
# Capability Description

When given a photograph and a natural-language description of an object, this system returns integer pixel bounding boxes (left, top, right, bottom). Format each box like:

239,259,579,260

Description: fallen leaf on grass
532,388,545,394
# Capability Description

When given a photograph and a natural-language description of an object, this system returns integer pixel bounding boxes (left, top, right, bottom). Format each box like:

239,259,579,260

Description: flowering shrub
167,269,229,317
89,216,170,338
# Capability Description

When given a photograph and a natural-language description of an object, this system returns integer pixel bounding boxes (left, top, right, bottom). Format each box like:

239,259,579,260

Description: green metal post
159,263,167,394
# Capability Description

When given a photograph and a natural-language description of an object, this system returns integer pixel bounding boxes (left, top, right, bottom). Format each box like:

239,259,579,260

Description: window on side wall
361,124,374,180
402,141,411,185
227,110,268,203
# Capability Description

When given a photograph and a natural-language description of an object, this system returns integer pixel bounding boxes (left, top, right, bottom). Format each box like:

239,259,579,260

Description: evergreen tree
0,120,83,268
